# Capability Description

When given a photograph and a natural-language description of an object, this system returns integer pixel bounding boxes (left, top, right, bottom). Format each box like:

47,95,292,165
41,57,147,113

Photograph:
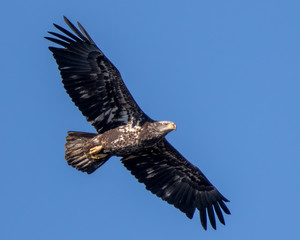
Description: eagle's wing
46,17,151,133
121,139,230,230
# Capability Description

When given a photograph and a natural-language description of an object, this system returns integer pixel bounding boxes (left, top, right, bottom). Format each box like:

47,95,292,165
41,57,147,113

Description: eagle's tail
65,131,110,174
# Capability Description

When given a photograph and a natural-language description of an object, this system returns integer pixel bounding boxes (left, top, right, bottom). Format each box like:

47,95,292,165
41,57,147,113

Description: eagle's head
142,121,177,141
156,121,177,133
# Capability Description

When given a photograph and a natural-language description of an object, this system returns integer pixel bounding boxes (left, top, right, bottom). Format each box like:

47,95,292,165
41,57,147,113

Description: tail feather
65,131,110,174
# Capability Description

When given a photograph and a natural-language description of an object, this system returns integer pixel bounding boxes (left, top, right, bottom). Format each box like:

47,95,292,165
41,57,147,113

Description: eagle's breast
99,122,144,155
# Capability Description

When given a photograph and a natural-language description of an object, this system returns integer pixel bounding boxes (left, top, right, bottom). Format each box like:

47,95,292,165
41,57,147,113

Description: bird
45,16,230,230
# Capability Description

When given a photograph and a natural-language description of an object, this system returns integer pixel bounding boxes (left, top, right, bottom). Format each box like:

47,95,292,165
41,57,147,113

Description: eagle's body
46,17,230,230
93,120,145,156
98,121,174,155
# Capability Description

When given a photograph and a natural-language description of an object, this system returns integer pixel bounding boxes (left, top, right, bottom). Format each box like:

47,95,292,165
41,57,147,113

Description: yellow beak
167,122,177,130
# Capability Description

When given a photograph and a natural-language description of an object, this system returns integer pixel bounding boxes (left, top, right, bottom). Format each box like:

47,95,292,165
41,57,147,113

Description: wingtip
219,193,230,202
210,219,217,230
63,16,69,23
44,36,52,41
63,16,73,28
48,46,56,52
199,209,207,230
185,212,194,219
53,23,59,29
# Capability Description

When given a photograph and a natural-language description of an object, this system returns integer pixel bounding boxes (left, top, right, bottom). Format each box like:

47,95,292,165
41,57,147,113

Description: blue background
1,1,300,239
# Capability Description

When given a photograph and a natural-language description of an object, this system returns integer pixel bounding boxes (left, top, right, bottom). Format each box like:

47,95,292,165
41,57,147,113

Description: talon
91,153,108,159
89,145,103,155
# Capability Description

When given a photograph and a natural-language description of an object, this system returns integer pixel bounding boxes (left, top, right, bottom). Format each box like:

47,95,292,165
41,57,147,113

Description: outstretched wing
46,17,151,133
121,139,230,230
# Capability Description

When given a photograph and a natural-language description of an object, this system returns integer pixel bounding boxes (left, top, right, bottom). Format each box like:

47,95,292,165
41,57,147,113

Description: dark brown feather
122,139,230,229
46,17,151,134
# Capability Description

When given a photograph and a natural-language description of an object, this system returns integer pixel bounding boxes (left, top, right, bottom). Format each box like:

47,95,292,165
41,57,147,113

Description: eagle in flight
46,16,230,230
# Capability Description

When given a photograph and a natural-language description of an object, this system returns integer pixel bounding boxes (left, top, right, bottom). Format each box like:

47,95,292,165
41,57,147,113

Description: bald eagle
46,17,230,230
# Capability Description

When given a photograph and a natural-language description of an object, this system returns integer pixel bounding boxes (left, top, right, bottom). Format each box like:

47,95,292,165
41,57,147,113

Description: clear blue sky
1,1,300,239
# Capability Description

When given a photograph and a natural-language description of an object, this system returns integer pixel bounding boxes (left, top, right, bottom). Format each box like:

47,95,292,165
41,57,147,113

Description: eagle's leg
89,145,103,154
89,145,108,160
